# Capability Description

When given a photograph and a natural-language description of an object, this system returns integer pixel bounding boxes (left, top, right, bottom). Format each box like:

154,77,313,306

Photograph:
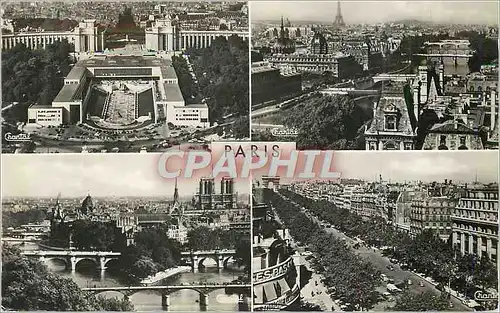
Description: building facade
145,17,248,52
364,83,417,150
423,119,484,150
2,19,105,52
268,53,362,78
451,186,498,262
251,61,302,107
27,54,209,128
410,196,457,241
196,177,237,210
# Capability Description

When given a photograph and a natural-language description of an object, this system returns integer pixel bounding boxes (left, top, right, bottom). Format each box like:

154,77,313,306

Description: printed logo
4,132,31,142
474,290,498,301
271,128,298,137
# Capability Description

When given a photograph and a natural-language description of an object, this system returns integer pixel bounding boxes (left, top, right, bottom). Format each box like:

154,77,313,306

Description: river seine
21,242,247,311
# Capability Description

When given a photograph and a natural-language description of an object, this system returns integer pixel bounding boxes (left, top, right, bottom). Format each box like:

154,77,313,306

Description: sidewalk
300,256,343,311
271,198,343,311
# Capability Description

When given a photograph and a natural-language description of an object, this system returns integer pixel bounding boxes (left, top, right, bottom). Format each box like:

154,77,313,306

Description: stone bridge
2,231,48,239
21,250,120,272
320,88,380,96
81,284,251,309
181,249,237,271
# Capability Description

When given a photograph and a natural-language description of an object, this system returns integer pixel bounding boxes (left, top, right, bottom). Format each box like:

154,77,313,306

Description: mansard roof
365,96,414,135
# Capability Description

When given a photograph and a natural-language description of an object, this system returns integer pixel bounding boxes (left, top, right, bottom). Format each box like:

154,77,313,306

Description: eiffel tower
334,0,345,27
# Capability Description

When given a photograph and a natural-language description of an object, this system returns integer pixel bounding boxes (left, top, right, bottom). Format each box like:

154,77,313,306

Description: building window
438,135,448,150
458,136,468,150
384,142,397,150
385,115,396,131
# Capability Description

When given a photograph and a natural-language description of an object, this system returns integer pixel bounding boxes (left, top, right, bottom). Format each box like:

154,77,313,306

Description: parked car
419,281,425,287
386,265,394,271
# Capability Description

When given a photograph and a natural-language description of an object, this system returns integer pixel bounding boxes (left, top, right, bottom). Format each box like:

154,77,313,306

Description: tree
186,36,249,127
71,220,118,251
234,238,251,277
230,115,249,139
91,295,134,311
2,40,72,122
282,94,369,150
389,291,449,311
2,244,97,311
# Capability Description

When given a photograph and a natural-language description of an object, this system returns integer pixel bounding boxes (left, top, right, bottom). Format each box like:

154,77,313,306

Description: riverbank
140,266,192,285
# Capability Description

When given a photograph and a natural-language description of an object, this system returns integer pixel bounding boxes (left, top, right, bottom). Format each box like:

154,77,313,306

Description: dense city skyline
251,0,499,25
1,154,250,198
265,151,498,185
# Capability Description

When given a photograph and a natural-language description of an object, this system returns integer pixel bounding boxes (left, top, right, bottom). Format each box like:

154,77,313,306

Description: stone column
477,236,482,257
452,231,458,246
99,257,107,272
199,294,208,307
378,141,384,150
460,232,466,255
161,294,170,308
468,234,474,255
70,256,77,273
486,238,492,259
217,255,224,269
192,256,199,272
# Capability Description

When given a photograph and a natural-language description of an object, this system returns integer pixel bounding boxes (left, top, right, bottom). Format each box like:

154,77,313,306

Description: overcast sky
259,151,498,185
1,154,250,198
251,0,499,25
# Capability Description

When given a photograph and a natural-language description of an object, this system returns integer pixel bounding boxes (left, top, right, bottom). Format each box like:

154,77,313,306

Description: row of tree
262,189,381,311
280,189,498,295
186,36,249,138
113,225,183,284
171,55,198,103
2,208,47,230
2,244,133,311
2,41,73,123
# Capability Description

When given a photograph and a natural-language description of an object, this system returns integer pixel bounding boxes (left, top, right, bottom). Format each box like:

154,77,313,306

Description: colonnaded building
3,16,248,130
2,17,249,53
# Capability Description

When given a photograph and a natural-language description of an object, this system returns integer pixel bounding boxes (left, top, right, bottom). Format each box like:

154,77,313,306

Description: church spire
280,15,285,39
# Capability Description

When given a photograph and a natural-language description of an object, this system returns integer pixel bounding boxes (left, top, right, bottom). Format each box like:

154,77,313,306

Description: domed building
272,16,295,54
80,194,94,216
310,31,328,54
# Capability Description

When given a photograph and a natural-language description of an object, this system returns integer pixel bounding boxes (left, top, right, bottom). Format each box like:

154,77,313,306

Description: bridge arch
223,255,237,269
42,257,68,270
197,256,219,269
74,257,99,269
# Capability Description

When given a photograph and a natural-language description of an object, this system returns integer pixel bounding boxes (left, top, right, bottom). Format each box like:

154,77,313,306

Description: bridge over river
21,249,238,272
82,284,251,309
